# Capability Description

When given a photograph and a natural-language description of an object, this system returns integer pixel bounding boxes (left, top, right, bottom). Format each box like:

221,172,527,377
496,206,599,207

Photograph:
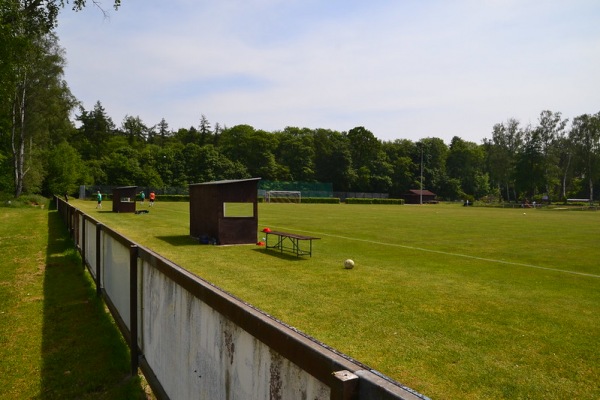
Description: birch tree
1,0,118,197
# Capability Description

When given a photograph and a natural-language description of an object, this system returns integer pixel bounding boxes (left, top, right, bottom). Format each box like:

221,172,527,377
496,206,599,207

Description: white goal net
266,190,301,203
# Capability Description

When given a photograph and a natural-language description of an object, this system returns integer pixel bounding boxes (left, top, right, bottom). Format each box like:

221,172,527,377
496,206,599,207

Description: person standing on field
140,191,145,204
149,191,155,207
96,191,102,209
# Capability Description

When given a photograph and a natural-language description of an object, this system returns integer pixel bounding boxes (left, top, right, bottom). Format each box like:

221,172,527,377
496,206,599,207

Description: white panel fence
56,197,429,400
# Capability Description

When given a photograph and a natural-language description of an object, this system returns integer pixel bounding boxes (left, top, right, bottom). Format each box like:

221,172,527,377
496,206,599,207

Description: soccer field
73,200,600,400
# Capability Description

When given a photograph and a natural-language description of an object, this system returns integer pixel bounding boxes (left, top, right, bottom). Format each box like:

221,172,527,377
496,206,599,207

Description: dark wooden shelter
112,186,137,213
189,178,261,245
401,189,438,204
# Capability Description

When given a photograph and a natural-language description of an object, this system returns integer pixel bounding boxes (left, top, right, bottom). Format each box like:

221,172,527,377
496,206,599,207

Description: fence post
130,244,139,376
331,370,359,400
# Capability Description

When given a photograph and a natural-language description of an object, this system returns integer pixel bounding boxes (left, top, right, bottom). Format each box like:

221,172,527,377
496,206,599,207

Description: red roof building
401,189,438,204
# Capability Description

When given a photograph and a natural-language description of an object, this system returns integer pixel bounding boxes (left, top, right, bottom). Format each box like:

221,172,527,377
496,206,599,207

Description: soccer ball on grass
344,259,355,269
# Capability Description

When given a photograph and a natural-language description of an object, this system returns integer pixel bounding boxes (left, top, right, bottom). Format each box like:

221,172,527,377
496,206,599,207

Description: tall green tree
346,127,392,192
219,124,281,180
415,138,449,195
382,139,416,197
483,118,523,201
569,112,600,202
3,30,75,196
275,127,315,182
1,1,122,197
312,128,355,191
346,126,380,170
213,122,223,145
183,143,248,184
44,141,85,195
74,101,115,160
534,110,568,200
102,146,144,186
153,117,171,146
121,115,148,147
153,144,187,188
556,134,575,200
368,150,394,193
514,125,544,199
173,126,199,145
198,114,211,146
447,136,488,198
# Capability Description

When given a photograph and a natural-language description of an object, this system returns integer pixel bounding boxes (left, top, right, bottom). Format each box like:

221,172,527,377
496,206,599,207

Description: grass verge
0,206,150,399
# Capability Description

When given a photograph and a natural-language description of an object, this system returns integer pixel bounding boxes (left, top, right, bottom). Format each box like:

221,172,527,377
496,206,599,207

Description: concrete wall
60,197,429,400
101,228,132,331
83,218,97,279
140,260,331,399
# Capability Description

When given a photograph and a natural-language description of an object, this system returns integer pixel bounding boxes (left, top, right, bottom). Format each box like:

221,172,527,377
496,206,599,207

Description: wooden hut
189,178,261,245
401,189,438,204
112,186,137,213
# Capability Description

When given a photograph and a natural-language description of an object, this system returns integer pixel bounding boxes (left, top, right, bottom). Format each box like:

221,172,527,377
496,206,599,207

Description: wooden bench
265,230,320,257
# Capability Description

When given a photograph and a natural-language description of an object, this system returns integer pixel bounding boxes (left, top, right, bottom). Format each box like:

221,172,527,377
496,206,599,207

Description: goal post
266,190,302,203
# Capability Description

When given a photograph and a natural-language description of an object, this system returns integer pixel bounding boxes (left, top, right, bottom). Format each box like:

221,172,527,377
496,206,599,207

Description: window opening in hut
223,202,254,217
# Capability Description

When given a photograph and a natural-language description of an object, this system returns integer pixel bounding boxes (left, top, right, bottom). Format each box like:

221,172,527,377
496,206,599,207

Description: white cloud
57,0,600,142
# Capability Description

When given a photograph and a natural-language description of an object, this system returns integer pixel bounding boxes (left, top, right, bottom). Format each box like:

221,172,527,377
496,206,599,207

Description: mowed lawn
73,200,600,400
0,207,149,399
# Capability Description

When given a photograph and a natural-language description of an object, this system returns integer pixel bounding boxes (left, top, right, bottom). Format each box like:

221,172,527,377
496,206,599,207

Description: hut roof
406,189,436,196
189,178,261,187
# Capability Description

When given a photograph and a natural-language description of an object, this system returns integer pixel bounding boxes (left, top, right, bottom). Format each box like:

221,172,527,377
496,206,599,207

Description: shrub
0,193,49,208
345,198,403,205
259,197,340,204
345,198,372,204
372,198,404,205
156,195,189,202
301,197,340,204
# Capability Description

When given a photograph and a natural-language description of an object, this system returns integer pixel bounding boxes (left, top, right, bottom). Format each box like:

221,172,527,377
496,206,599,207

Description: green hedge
257,197,341,204
345,198,404,205
301,197,340,204
259,197,340,204
156,195,189,202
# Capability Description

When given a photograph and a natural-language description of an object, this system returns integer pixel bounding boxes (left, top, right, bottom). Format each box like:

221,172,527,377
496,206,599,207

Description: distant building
401,189,438,204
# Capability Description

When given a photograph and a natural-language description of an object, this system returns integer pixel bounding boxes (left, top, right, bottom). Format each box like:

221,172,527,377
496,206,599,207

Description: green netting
259,181,333,198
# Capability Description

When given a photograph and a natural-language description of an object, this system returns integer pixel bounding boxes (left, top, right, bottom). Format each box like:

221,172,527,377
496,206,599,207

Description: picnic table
264,230,320,257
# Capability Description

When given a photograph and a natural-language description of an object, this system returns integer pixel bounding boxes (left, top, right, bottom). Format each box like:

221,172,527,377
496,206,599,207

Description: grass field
0,206,150,399
72,200,600,399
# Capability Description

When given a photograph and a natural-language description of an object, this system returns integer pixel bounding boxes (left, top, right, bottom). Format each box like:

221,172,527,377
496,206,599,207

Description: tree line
2,1,599,203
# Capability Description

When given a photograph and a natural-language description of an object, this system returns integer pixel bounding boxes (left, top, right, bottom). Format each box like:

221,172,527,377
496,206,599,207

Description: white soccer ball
344,259,355,269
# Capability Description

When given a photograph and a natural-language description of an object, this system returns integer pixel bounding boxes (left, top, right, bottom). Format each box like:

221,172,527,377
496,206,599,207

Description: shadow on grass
156,235,200,246
251,247,310,261
42,210,148,399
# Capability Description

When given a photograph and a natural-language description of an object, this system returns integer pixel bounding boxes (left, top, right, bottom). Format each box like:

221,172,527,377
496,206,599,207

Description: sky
55,0,600,144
